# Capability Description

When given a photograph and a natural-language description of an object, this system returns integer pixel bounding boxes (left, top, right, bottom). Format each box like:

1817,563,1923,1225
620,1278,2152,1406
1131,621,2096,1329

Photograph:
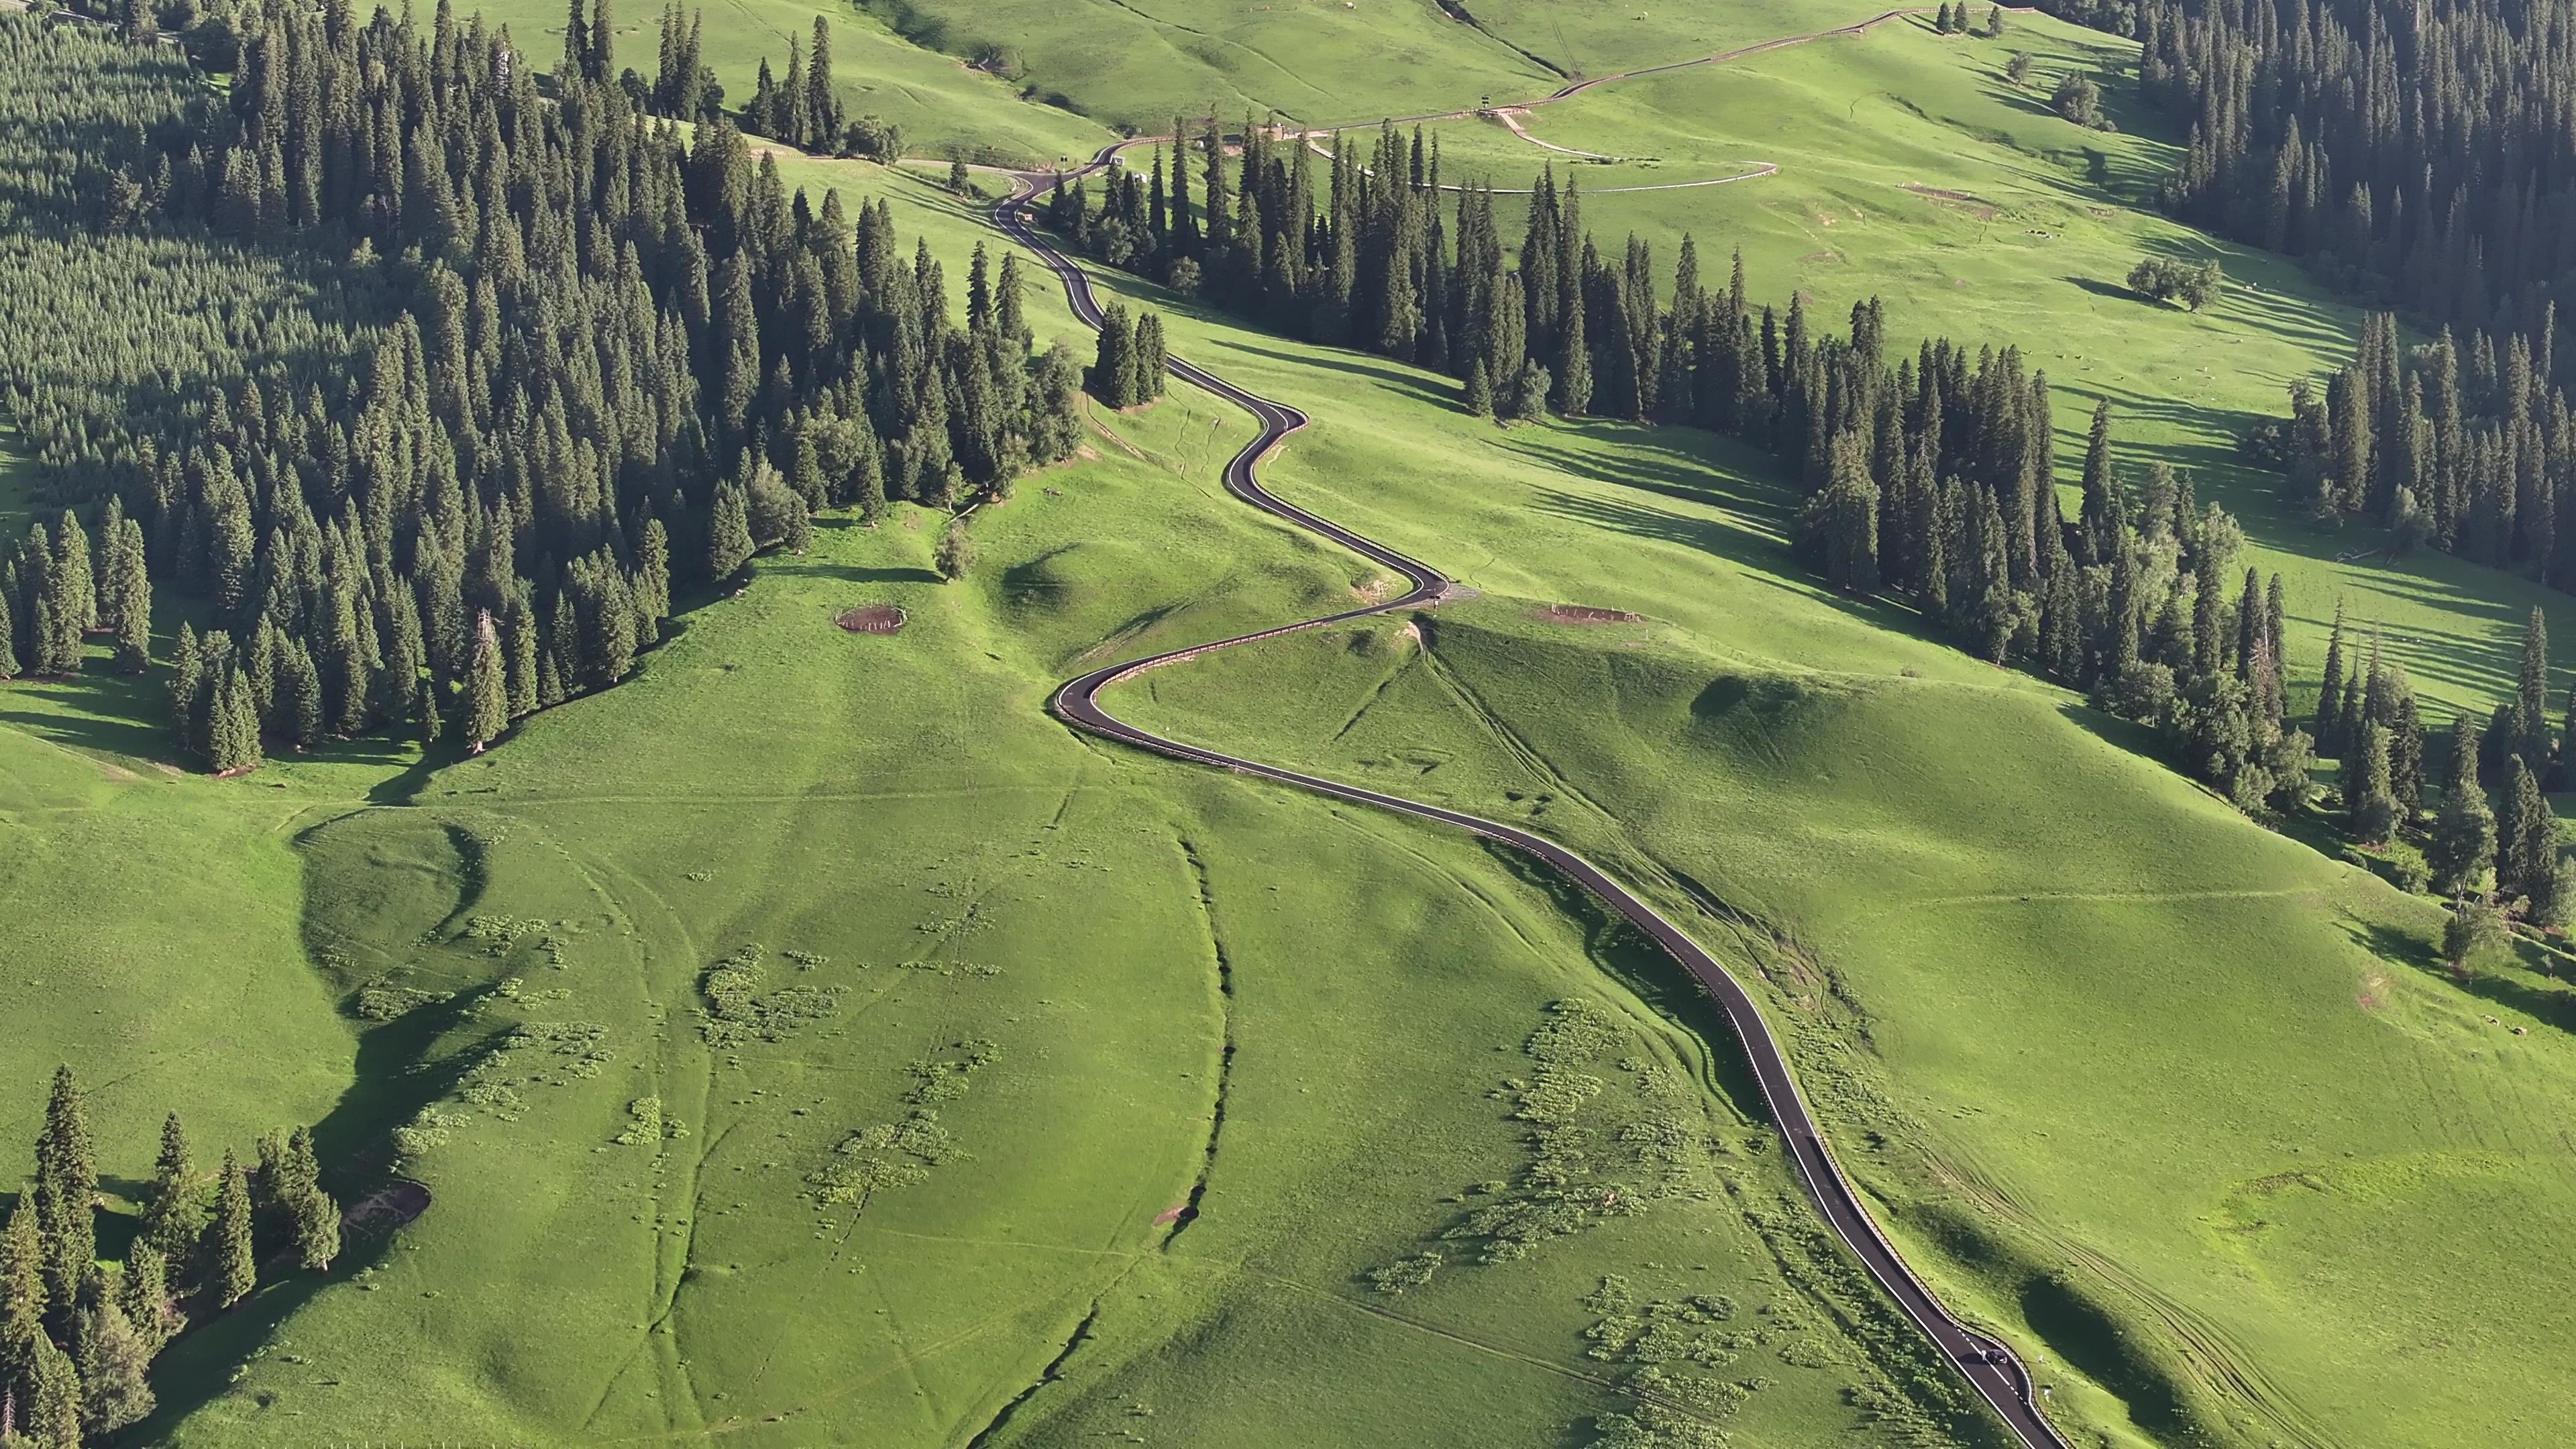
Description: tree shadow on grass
763,560,944,586
1223,339,1464,412
127,976,504,1440
2339,915,2576,1036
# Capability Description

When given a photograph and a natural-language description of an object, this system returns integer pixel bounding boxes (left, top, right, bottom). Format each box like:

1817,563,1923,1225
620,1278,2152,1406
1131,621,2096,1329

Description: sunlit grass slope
1101,271,2576,1447
0,156,1988,1446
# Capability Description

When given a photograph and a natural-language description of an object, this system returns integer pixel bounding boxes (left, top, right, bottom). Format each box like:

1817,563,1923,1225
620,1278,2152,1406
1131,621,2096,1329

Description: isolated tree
2444,895,2512,977
2005,50,2033,86
2053,72,2104,129
949,157,971,193
934,516,977,582
207,1148,256,1310
1985,3,2003,34
2429,720,2497,896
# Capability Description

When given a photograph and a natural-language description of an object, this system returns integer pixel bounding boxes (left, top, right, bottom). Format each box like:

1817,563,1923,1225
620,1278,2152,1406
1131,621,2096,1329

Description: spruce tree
2345,722,2398,843
1464,360,1493,417
463,610,508,754
2430,718,2497,896
24,1332,80,1449
74,1291,153,1436
1132,311,1167,400
286,1128,339,1272
1090,304,1136,408
2502,757,2558,906
0,1199,44,1419
115,1241,169,1348
2316,600,2347,753
142,1114,199,1268
34,1066,95,1320
2515,607,2551,765
706,481,754,581
207,1148,256,1311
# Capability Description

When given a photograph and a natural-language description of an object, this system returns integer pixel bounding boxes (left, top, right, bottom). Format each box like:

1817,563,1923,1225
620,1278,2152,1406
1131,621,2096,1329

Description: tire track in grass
996,141,2069,1448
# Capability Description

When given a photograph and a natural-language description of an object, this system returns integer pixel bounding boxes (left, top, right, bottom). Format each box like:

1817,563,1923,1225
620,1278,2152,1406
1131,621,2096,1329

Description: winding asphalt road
996,160,2068,1448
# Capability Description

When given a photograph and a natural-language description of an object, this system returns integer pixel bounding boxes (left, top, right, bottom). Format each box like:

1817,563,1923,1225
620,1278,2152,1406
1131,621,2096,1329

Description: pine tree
0,1199,45,1421
2430,718,2497,896
2515,607,2551,765
2502,757,2558,906
116,1241,169,1348
24,1332,80,1449
286,1128,339,1272
1089,304,1136,408
462,609,508,753
142,1114,199,1268
74,1291,154,1436
1464,360,1493,417
706,480,754,581
207,1148,256,1310
2345,721,2398,843
2316,600,2347,754
34,1066,95,1320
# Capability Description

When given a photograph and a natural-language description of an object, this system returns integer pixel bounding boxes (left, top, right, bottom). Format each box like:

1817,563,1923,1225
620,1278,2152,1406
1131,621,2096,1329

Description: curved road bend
996,165,2065,1449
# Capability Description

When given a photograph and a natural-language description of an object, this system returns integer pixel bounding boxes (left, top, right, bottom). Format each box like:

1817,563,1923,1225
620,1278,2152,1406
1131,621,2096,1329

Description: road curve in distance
994,166,2068,1449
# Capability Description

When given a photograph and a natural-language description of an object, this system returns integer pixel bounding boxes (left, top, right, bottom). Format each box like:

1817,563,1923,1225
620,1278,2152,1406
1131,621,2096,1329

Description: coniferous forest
1034,125,2343,820
0,1065,340,1443
0,13,1082,773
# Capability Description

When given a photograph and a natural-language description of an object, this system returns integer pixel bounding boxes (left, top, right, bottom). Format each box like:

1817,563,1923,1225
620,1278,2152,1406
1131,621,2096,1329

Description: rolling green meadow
8,2,2576,1447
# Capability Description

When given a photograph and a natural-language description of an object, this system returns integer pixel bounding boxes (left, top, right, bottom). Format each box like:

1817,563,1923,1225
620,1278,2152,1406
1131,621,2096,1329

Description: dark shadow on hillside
126,973,505,1440
763,559,944,586
2341,916,2576,1037
1226,339,1462,410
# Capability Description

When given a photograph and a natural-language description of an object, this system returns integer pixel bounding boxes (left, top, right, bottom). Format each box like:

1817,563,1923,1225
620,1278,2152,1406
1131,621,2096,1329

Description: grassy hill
0,154,1992,1446
1092,245,2576,1445
7,3,2576,1448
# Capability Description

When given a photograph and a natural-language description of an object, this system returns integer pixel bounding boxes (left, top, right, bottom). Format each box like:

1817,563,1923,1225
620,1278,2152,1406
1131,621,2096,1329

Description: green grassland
0,156,1992,1446
1338,10,2576,724
1085,217,2576,1444
7,5,2576,1448
470,0,1116,163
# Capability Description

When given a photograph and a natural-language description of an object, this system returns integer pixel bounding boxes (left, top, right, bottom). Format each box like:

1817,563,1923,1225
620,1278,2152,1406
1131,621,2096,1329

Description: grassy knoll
1,156,1981,1445
1083,241,2576,1445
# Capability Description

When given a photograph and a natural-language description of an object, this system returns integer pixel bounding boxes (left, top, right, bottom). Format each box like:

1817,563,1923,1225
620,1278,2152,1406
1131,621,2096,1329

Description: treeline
1040,125,2332,818
2127,0,2576,346
1,1067,340,1447
2244,313,2576,590
2327,604,2576,928
3,14,1082,769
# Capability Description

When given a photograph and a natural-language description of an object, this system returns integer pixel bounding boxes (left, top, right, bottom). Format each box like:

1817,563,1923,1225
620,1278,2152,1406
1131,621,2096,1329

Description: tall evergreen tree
206,1148,256,1311
2430,716,2497,896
